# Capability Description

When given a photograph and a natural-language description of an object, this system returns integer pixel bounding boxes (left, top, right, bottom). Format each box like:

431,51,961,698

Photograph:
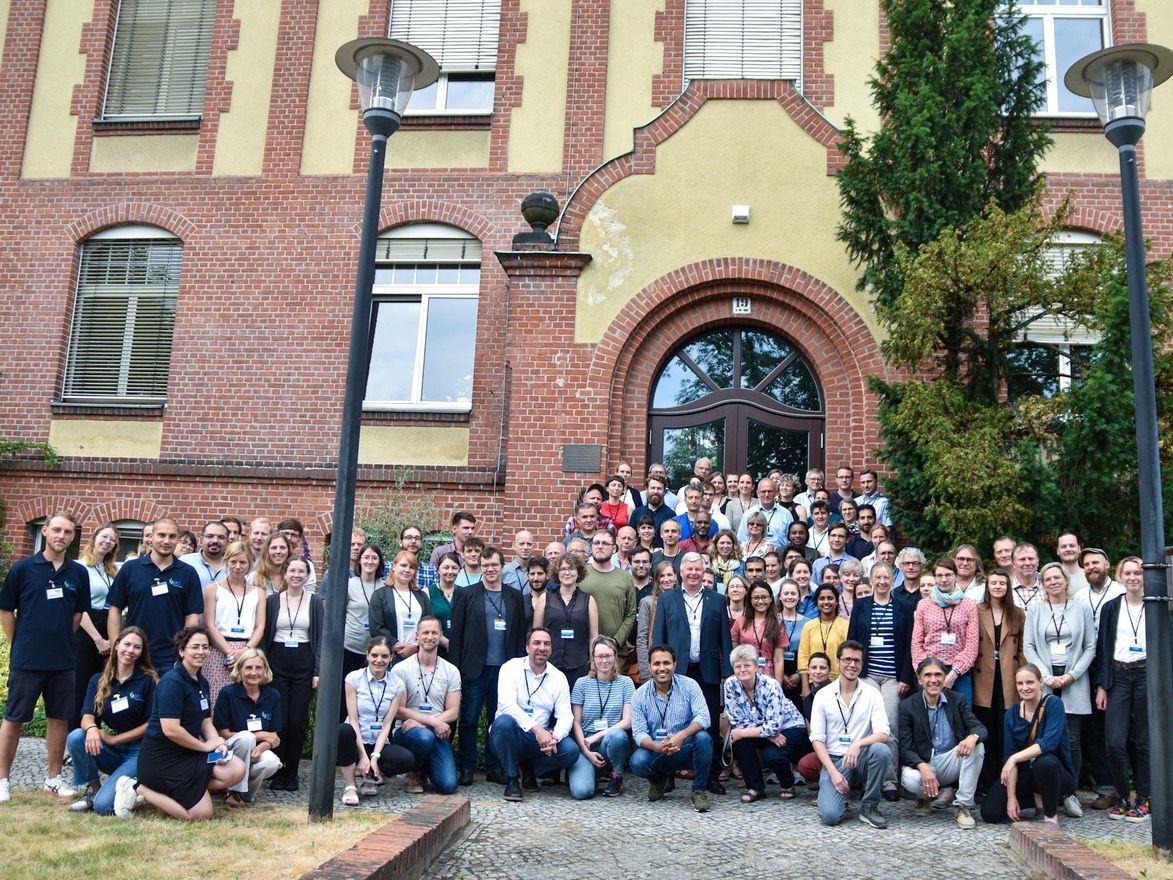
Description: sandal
342,785,359,807
779,787,796,799
224,792,245,808
741,790,766,803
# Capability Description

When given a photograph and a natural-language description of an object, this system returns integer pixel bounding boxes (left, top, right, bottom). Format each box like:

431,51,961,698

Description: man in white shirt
854,470,893,527
735,478,793,547
1010,543,1043,608
810,640,892,828
794,468,826,511
1056,532,1090,596
486,626,578,802
179,520,228,589
393,616,462,794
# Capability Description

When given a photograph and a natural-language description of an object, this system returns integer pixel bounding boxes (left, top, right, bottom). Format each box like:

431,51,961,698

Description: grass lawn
1083,838,1173,880
0,790,391,880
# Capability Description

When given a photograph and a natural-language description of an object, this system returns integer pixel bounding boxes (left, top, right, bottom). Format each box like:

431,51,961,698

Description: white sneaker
0,778,9,803
1063,794,1084,818
113,775,138,819
43,776,76,798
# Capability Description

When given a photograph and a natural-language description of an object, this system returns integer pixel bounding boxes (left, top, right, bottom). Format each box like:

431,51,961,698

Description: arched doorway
648,327,824,490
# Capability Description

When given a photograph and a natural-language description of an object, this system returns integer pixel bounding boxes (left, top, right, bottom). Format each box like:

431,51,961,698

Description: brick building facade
1,0,1171,557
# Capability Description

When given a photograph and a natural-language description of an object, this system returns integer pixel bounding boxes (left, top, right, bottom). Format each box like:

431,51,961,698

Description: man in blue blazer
652,552,732,794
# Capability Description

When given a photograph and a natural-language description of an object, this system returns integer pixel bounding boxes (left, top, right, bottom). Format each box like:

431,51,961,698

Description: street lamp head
1065,43,1173,129
336,37,439,118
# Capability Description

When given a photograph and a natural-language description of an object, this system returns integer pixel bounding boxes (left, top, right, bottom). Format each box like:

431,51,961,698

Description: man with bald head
735,477,793,547
502,530,537,594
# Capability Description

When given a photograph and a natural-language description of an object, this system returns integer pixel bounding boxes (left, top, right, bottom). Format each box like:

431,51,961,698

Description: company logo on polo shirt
260,711,273,722
127,690,143,702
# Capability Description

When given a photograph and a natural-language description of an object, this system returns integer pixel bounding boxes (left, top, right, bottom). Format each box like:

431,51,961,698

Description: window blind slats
376,238,483,262
388,0,501,70
684,0,802,82
104,0,215,118
64,240,181,402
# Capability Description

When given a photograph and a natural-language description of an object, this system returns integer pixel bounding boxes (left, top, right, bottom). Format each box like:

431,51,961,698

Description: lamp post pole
1068,44,1173,855
309,39,437,822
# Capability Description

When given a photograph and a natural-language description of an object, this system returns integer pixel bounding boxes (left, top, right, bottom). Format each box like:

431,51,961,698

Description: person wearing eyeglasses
569,635,635,799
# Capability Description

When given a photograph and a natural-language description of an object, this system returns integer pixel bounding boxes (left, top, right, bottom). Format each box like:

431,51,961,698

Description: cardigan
1022,597,1096,715
262,591,323,677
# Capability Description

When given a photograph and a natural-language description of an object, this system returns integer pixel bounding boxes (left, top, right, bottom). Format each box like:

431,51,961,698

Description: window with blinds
102,0,216,119
684,0,803,83
63,236,182,403
389,0,500,112
366,225,482,409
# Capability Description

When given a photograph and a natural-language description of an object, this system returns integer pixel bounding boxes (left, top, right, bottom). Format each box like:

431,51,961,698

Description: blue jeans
392,725,458,794
568,727,633,800
817,744,889,825
458,664,501,776
948,672,973,708
66,727,139,816
487,715,578,779
629,731,713,791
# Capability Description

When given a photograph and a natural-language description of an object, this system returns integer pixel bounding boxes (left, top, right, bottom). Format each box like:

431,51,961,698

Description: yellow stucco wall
358,426,470,467
21,0,91,179
212,0,280,177
300,0,365,175
822,0,881,133
602,0,664,162
576,100,873,343
386,131,491,170
48,420,163,459
507,0,570,173
0,0,11,71
1137,0,1173,181
1041,132,1119,176
90,135,199,173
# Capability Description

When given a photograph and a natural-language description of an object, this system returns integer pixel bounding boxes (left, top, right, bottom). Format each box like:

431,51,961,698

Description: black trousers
71,612,108,731
980,752,1074,822
685,663,722,781
335,722,414,774
269,641,315,782
1106,662,1150,800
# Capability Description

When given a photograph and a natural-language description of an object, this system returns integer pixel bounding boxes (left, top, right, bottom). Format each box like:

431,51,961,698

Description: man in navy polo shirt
108,517,202,669
0,512,91,803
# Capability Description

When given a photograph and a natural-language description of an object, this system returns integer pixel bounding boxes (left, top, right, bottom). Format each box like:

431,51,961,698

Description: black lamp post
1066,43,1173,855
308,37,438,823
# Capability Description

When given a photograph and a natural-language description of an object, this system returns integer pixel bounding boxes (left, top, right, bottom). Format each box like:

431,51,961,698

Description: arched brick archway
587,259,891,477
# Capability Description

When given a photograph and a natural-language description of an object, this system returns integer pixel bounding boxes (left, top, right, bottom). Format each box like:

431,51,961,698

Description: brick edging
1010,822,1135,880
300,795,470,880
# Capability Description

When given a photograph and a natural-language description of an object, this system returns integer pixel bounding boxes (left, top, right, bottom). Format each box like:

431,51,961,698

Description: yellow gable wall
0,1,10,75
507,0,570,173
358,426,470,467
576,100,876,344
21,0,92,179
1137,0,1173,181
822,0,881,133
602,0,664,162
301,0,365,175
212,0,281,177
48,420,163,459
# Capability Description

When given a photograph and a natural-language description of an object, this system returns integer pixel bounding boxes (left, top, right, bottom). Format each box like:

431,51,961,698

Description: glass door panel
660,419,725,491
744,418,809,479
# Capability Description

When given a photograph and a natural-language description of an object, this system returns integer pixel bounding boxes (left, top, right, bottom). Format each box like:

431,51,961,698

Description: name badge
46,587,63,600
1051,643,1068,659
110,696,129,714
1129,644,1144,654
247,717,263,732
522,706,534,715
757,657,767,668
591,719,608,733
783,651,796,661
417,704,433,714
560,628,575,640
493,617,507,631
199,696,210,712
363,622,370,629
151,582,169,597
940,632,957,645
838,735,853,745
206,752,222,764
653,727,668,742
283,639,299,649
870,635,885,648
367,723,382,733
445,619,452,631
994,650,1000,661
230,626,246,635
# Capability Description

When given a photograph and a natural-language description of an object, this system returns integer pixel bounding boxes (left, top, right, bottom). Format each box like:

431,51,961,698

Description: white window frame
1018,0,1110,118
389,0,500,115
683,0,803,88
101,0,217,121
62,225,181,405
365,224,482,413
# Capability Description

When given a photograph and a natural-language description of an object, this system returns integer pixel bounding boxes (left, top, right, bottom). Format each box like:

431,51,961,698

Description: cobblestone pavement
9,738,1152,879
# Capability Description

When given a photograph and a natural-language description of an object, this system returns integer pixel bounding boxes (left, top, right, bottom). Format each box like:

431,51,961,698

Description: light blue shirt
631,674,709,745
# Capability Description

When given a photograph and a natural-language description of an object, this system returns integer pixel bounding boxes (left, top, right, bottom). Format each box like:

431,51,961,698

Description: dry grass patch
0,790,391,880
1083,838,1173,879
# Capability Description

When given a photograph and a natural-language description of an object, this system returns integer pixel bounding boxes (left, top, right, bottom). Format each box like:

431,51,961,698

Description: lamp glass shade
354,47,416,114
1086,57,1154,125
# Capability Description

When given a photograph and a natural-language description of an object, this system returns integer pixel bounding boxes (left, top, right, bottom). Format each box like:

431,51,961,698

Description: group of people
0,459,1154,829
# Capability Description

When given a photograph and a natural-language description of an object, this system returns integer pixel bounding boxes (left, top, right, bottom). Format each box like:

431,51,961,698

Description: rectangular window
102,0,216,120
365,235,482,411
63,238,181,403
389,0,500,114
1019,0,1108,116
684,0,803,84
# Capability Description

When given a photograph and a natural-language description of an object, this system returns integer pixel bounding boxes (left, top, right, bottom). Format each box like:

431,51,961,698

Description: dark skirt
137,734,212,811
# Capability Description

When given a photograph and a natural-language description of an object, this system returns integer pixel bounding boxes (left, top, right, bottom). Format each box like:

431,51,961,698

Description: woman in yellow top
797,585,849,698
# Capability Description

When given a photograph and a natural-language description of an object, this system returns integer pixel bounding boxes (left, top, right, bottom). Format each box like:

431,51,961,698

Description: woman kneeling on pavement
724,644,809,802
338,636,414,806
114,626,246,820
980,663,1076,826
213,649,283,806
67,626,157,814
570,635,635,799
